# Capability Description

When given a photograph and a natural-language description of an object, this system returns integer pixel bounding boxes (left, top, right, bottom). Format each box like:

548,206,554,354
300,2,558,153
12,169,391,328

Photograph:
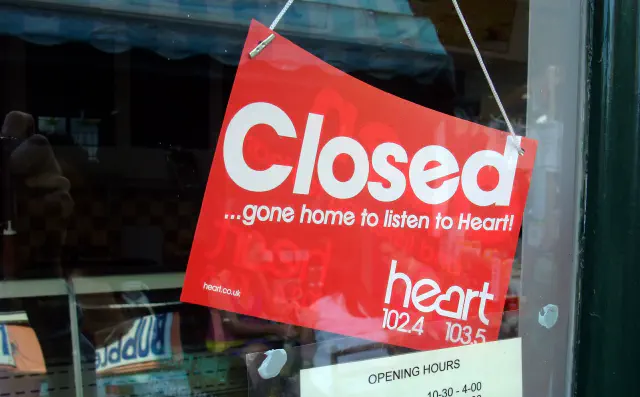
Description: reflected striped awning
0,0,451,79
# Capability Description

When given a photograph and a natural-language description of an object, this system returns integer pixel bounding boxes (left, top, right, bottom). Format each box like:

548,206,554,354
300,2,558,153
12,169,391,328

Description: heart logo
434,286,465,320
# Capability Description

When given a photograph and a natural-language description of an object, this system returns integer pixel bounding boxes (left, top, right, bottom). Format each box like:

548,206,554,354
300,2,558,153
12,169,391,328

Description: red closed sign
181,20,537,351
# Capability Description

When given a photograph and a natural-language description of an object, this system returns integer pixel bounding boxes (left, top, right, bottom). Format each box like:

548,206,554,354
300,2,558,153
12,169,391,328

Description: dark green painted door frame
575,0,640,395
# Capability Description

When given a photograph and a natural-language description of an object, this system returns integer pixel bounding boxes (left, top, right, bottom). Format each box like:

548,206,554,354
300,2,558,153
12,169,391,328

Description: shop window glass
0,1,584,396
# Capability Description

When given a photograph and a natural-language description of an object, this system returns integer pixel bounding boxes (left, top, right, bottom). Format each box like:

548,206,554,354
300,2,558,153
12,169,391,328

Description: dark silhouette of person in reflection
1,111,96,397
1,111,73,279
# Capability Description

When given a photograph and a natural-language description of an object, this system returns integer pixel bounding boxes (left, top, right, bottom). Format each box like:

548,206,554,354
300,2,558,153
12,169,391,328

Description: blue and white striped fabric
0,0,450,79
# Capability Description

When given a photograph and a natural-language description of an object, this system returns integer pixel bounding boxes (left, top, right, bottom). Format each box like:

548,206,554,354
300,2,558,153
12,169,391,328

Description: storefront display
0,0,594,396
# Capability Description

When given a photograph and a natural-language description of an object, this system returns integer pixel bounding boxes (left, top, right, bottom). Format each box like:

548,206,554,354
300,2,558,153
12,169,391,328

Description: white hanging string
270,0,296,30
250,0,296,58
451,0,524,155
251,0,524,155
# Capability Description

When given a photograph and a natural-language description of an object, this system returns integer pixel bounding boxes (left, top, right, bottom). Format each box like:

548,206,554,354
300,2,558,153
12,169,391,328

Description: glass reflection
0,0,532,396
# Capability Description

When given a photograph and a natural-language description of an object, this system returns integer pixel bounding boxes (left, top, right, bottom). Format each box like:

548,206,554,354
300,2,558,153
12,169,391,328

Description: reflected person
1,111,73,278
1,111,96,397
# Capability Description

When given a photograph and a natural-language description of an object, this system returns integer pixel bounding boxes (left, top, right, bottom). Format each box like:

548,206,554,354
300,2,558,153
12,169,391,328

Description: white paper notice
301,338,522,397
